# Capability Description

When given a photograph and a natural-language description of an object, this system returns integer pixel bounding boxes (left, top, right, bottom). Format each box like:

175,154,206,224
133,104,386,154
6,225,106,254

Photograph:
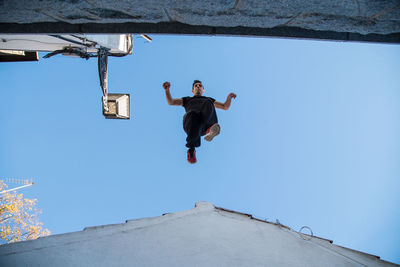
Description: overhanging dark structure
1,0,400,44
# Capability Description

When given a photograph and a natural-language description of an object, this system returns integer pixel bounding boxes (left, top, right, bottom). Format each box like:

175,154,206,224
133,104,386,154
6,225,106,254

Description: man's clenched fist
163,81,170,90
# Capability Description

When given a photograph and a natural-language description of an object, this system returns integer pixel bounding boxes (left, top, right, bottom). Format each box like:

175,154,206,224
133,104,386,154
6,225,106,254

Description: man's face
192,83,204,96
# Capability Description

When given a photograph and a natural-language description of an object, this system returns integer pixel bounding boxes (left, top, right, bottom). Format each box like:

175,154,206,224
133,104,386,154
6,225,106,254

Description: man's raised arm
163,81,183,106
214,93,237,110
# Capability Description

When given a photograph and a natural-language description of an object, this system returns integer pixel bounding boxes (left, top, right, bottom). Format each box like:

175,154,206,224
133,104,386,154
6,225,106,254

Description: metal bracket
98,46,130,119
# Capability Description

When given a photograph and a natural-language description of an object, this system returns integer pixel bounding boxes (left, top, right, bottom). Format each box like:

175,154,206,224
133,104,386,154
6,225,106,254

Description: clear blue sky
1,35,399,264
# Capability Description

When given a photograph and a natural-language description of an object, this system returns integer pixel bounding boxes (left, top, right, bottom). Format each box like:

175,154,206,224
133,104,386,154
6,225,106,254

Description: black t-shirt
182,96,215,113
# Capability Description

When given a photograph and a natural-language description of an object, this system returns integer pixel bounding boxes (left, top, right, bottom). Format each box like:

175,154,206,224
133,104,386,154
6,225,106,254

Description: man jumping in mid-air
163,80,236,164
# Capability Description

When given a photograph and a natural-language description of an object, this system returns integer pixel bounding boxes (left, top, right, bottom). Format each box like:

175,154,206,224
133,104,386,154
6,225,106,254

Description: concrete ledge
1,22,400,44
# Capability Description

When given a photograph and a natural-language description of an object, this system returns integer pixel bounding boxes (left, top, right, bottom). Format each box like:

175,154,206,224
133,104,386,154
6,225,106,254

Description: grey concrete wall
0,202,398,267
0,0,400,43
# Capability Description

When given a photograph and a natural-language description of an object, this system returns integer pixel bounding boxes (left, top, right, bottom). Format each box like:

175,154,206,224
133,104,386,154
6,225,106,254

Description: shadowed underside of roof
0,0,399,44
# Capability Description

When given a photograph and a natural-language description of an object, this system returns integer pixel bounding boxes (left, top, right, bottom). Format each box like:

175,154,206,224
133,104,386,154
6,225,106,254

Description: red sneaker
204,123,220,142
187,148,197,164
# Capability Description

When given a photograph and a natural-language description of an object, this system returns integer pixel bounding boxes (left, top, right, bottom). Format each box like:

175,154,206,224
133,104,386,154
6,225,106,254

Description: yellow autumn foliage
0,180,50,244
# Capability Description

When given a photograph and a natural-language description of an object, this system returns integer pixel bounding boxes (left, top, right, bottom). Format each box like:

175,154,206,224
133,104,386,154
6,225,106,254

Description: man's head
192,80,205,96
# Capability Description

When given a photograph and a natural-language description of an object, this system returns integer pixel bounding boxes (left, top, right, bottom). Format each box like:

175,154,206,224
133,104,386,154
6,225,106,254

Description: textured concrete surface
0,202,398,267
1,1,400,43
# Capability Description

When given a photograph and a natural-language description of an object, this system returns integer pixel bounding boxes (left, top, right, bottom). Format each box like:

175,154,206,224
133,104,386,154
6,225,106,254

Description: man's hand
163,81,171,91
227,93,237,99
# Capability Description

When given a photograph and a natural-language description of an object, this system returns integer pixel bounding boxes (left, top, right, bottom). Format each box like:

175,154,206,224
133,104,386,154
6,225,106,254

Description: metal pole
98,47,109,112
0,183,34,194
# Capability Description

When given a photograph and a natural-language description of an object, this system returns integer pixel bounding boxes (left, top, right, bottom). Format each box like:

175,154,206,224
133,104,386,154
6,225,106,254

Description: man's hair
192,80,202,89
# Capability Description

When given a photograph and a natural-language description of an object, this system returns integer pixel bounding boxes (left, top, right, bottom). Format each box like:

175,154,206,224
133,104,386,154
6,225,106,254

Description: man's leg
200,101,220,141
183,111,202,148
200,101,218,134
183,111,202,164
